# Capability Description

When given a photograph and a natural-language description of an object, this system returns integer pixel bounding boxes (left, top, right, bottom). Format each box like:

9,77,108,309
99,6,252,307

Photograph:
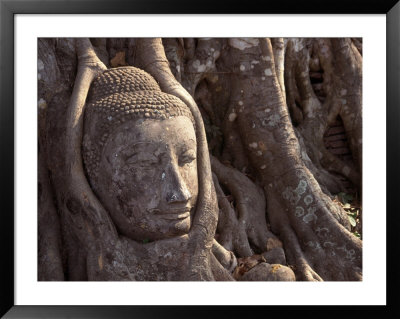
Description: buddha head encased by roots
82,67,198,242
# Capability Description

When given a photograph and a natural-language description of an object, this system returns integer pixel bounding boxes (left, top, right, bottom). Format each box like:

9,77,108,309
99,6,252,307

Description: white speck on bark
38,59,44,70
228,113,237,122
260,165,266,170
265,108,271,113
343,166,351,177
305,97,320,118
249,142,258,149
238,101,243,106
262,55,271,61
264,68,272,76
228,38,260,50
340,89,347,96
38,98,47,110
261,77,266,81
193,60,206,72
240,65,246,71
293,39,304,52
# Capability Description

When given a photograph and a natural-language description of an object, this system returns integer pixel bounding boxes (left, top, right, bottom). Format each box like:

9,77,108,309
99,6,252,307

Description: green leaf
348,215,357,227
353,231,361,238
349,212,358,219
143,239,149,244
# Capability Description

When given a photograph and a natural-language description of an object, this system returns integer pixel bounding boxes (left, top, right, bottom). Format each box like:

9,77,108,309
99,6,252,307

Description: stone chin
162,215,191,238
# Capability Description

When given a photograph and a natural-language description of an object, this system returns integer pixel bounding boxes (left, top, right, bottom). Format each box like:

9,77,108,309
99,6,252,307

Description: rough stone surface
239,263,296,281
262,248,287,265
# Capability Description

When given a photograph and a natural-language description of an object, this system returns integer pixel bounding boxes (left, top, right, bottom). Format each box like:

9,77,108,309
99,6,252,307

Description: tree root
222,38,362,280
38,126,64,280
211,155,282,257
284,38,361,191
212,172,253,256
212,239,237,273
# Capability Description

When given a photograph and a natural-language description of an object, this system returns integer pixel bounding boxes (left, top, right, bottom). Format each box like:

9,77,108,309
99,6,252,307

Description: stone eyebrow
120,142,156,155
179,137,196,146
122,142,167,162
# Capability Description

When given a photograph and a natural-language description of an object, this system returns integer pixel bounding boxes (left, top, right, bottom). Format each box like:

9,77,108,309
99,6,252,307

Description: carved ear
63,39,118,248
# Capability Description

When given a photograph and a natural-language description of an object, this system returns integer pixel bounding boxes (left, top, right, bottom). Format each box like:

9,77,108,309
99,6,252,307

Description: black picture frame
1,0,399,318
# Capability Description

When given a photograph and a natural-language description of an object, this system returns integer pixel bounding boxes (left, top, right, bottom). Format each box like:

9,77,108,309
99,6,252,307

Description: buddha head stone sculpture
82,67,198,242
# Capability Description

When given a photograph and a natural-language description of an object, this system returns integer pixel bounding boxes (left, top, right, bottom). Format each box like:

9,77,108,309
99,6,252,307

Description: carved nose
166,184,191,203
165,166,192,203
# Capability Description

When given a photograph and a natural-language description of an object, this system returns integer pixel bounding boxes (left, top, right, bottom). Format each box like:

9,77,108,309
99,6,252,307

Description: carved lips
150,207,191,220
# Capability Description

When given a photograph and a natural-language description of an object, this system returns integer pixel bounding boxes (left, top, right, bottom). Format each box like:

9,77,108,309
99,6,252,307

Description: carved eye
179,152,196,166
125,161,155,174
125,153,158,167
140,159,158,167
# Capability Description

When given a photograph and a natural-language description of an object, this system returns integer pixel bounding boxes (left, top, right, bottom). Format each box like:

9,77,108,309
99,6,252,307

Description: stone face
239,263,296,281
93,116,198,242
